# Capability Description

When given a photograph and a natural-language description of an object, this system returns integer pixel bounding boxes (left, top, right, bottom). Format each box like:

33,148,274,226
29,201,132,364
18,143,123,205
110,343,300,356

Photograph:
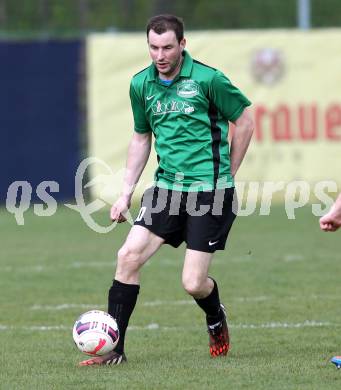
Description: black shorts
134,186,237,253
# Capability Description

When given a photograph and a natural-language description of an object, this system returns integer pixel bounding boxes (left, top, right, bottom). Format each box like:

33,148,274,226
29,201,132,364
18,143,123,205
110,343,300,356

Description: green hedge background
0,0,340,37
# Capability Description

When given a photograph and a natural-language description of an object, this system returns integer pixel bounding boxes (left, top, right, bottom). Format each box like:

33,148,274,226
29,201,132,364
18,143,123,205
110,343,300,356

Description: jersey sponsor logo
177,80,199,98
146,95,155,100
151,99,195,115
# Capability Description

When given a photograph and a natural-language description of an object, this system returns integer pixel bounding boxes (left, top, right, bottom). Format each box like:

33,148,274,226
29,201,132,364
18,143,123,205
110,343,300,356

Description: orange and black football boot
207,304,230,357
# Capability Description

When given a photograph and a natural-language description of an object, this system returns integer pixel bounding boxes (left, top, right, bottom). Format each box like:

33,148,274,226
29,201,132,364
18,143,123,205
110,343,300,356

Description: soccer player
320,193,341,232
319,192,341,368
80,14,253,366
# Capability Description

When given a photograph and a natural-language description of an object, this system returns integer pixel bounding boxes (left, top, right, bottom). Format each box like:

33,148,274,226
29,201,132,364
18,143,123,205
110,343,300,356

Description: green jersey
130,51,251,191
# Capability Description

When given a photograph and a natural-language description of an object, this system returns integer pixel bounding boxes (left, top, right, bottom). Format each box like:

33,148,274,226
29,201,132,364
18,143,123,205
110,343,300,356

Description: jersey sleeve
209,71,251,122
129,80,151,133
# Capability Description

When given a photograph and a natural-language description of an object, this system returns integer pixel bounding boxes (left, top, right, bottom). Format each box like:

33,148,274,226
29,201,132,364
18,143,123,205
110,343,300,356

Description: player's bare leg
79,226,164,366
114,225,165,284
182,249,230,357
182,249,214,298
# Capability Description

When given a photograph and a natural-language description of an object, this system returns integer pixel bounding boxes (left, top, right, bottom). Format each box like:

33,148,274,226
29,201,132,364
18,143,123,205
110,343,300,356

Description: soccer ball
72,310,119,356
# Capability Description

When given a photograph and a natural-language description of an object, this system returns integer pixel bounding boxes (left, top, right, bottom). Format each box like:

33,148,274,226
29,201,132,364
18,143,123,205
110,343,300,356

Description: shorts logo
136,206,147,222
208,240,219,246
177,80,199,98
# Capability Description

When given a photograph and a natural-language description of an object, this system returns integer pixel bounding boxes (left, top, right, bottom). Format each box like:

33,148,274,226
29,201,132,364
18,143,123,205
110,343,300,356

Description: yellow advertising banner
87,30,341,202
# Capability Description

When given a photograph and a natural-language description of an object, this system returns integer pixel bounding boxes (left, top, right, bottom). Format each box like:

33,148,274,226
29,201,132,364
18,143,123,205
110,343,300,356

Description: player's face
148,29,186,80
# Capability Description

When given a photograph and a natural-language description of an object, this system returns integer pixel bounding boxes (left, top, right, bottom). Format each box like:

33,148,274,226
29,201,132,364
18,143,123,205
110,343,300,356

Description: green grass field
1,204,341,389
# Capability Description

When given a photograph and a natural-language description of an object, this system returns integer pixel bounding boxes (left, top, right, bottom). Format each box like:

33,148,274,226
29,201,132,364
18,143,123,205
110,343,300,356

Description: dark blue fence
0,40,82,202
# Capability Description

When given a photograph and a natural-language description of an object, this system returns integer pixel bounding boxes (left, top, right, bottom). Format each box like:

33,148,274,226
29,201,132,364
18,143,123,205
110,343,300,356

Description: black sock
194,278,223,325
108,279,140,355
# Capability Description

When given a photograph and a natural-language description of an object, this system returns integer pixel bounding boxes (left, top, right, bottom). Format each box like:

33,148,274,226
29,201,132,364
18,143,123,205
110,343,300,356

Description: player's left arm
229,108,254,177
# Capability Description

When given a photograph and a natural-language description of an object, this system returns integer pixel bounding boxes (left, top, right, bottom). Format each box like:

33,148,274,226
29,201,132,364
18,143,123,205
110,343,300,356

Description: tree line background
0,0,340,36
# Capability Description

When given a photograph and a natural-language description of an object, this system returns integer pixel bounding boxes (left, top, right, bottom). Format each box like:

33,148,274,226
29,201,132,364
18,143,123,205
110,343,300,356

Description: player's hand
319,214,341,232
110,196,131,223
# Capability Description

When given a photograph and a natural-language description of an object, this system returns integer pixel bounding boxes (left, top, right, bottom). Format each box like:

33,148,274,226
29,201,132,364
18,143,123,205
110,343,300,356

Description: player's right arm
111,78,152,223
319,192,341,232
110,131,152,223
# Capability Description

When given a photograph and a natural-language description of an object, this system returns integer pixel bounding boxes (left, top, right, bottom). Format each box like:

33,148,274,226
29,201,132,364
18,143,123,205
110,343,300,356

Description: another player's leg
182,249,229,357
79,225,164,366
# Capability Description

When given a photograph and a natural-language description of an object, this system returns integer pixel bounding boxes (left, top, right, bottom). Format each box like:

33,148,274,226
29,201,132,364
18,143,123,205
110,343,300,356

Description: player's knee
117,246,142,271
182,277,204,297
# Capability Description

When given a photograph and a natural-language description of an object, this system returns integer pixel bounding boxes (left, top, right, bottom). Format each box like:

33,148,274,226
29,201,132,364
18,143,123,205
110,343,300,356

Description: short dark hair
146,14,184,43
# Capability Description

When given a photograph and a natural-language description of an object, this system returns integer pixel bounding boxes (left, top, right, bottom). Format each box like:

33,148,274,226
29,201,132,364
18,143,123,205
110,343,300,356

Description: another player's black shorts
134,186,237,253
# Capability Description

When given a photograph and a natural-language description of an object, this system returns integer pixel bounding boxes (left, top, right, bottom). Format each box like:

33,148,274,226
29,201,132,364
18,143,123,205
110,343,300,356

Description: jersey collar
147,50,193,82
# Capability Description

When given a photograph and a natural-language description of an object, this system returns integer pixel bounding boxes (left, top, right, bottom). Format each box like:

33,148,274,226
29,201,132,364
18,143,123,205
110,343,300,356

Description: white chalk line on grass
0,262,115,273
231,320,332,329
0,320,334,332
31,293,341,311
4,251,341,273
30,297,270,311
4,253,341,274
69,262,115,269
30,303,101,311
30,301,195,311
130,320,334,330
142,296,271,306
0,325,70,331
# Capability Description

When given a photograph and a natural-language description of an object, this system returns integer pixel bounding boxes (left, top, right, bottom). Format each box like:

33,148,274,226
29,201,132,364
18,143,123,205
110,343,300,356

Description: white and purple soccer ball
72,310,119,356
